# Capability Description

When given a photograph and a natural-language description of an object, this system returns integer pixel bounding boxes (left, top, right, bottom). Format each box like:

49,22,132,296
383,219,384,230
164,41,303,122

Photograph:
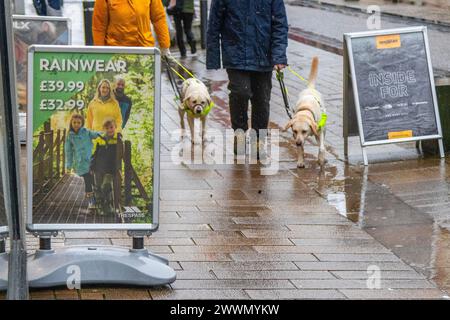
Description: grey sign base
0,252,8,291
27,246,176,288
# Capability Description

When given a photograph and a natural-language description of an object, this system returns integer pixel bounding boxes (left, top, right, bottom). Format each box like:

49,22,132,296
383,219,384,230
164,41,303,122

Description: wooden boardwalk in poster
33,174,121,224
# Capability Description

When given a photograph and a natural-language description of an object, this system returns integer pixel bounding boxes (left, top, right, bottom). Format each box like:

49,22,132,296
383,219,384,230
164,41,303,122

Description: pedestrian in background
206,0,288,158
33,0,63,16
92,0,171,57
165,0,197,57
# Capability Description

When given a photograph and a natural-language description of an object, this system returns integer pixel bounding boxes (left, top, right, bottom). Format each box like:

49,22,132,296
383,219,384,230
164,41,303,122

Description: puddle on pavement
306,153,450,293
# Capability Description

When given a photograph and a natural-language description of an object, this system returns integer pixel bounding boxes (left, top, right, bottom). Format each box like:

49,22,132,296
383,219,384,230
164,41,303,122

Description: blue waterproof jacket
65,127,100,176
33,0,62,15
206,0,288,72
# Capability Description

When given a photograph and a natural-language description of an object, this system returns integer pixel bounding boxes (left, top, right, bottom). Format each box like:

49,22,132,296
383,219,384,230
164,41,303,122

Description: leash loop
168,56,196,79
276,70,293,119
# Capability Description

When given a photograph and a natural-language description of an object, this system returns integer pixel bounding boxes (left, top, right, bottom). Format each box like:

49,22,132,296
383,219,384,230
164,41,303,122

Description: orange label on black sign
388,130,413,139
376,34,401,49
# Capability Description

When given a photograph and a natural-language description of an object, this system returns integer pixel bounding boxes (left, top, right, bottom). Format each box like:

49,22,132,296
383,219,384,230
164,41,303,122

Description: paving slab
294,261,416,271
245,289,346,300
340,289,448,300
292,279,437,289
179,261,300,271
150,288,249,300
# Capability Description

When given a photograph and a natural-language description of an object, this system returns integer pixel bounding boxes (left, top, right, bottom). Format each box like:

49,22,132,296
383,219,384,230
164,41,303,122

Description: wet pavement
4,0,449,300
17,38,449,299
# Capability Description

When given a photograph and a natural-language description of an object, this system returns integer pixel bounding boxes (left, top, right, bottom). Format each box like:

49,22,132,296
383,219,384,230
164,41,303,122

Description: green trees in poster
32,53,155,222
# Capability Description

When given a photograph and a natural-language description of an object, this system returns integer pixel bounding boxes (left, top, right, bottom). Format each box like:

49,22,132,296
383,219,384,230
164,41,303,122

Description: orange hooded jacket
92,0,170,48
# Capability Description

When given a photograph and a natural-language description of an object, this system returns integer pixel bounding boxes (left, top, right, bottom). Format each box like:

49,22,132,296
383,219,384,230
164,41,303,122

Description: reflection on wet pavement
185,45,450,294
310,156,450,292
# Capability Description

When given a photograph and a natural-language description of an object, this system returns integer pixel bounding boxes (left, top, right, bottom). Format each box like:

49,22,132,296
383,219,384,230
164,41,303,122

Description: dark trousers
173,12,195,56
93,171,121,210
226,69,273,133
81,172,94,193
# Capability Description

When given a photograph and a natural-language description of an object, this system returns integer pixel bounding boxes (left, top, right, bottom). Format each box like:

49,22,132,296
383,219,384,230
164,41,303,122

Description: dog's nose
296,141,303,146
195,109,202,114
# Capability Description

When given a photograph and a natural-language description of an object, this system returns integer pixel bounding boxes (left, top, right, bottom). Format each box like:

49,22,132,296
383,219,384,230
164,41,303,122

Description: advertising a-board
346,28,441,144
28,46,160,231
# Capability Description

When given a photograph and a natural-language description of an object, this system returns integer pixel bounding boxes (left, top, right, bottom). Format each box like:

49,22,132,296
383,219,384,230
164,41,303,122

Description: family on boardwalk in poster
29,49,155,225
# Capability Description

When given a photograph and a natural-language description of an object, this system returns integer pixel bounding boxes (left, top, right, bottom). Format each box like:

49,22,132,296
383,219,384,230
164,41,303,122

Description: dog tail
308,56,319,88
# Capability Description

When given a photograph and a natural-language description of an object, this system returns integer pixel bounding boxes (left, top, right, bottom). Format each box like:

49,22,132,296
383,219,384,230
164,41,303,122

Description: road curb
288,27,343,56
287,0,450,29
288,26,450,78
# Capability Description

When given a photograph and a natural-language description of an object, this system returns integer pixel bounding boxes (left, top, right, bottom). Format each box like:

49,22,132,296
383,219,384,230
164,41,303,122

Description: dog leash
169,56,197,79
164,56,182,100
276,70,293,119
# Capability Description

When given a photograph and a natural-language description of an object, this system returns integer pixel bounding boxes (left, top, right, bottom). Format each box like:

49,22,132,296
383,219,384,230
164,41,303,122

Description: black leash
276,70,293,119
164,56,182,102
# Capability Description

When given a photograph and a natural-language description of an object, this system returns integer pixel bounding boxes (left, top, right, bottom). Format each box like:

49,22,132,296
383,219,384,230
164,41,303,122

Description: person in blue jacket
33,0,63,16
206,0,288,158
65,113,100,209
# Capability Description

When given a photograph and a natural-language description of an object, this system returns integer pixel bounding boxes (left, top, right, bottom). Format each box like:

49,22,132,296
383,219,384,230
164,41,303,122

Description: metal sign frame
12,15,72,46
1,0,28,299
0,212,8,235
344,27,444,165
0,64,9,236
26,45,161,232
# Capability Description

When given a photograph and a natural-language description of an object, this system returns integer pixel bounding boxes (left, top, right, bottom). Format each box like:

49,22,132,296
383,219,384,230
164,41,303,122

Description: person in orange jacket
92,0,171,56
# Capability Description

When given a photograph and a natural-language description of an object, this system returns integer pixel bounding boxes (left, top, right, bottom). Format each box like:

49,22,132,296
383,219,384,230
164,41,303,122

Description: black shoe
256,137,269,163
190,40,197,54
233,131,246,159
180,51,187,58
257,142,268,163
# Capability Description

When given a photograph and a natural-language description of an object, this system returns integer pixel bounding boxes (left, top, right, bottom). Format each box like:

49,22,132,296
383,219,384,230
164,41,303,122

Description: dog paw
297,162,305,168
318,152,326,166
176,134,185,142
318,157,326,167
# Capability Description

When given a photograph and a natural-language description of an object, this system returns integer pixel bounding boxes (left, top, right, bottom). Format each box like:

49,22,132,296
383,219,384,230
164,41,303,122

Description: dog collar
183,101,215,118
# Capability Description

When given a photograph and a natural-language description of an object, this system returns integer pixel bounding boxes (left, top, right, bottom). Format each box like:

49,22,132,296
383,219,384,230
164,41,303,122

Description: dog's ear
283,120,293,132
182,93,191,107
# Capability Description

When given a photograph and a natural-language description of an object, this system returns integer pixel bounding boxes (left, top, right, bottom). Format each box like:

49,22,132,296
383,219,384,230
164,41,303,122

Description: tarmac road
286,3,450,76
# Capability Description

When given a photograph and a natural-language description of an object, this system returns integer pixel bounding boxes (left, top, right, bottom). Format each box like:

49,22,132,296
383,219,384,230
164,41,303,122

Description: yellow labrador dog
179,78,212,144
283,57,326,168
